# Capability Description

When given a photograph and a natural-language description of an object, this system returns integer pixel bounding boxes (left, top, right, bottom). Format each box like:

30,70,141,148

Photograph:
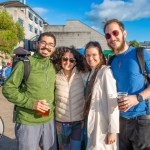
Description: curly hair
52,46,87,73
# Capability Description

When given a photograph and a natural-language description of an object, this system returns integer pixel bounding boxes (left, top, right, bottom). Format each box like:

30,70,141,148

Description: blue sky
1,0,150,42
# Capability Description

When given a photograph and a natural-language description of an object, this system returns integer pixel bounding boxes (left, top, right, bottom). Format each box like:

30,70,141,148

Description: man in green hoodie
2,32,57,150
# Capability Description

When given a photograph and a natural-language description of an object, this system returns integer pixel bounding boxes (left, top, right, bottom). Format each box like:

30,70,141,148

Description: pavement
0,87,17,150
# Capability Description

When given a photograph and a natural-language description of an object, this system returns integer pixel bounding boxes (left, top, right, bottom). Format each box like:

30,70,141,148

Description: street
0,87,17,150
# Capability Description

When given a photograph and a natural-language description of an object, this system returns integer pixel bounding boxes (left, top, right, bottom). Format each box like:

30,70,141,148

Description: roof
0,1,27,8
0,1,47,24
13,47,31,55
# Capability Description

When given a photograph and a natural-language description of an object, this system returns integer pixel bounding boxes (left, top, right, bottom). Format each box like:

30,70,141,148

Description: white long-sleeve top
83,65,119,150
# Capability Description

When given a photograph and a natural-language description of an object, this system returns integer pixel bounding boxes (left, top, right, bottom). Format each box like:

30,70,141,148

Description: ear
36,41,39,47
123,30,127,38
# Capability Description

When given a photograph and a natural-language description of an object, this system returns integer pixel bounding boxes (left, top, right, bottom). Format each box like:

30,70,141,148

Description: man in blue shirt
104,19,150,150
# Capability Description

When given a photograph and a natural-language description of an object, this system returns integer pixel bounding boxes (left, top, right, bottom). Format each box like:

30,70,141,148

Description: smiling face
85,46,102,68
37,35,55,58
61,51,76,72
105,22,127,54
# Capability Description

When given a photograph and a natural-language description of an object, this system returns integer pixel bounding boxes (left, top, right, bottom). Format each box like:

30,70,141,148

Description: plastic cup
35,100,50,117
117,92,128,111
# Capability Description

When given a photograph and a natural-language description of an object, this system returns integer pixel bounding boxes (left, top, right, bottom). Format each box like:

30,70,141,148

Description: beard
107,36,126,54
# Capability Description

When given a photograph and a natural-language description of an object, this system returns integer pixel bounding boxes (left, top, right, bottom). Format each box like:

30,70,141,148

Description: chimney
24,0,26,4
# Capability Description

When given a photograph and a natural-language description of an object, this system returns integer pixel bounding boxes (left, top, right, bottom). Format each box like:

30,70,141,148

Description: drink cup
35,100,50,117
117,92,128,111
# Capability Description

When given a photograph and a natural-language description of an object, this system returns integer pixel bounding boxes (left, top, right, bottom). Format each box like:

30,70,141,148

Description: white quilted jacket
55,67,85,122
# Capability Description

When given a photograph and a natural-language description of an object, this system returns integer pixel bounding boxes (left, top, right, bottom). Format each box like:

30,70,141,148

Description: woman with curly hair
52,46,87,150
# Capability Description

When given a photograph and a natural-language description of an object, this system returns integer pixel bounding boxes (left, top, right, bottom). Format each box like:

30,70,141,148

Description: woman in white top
83,41,119,150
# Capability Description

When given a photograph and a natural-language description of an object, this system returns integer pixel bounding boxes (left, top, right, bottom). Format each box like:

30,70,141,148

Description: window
18,18,24,26
28,12,33,20
39,20,43,27
35,28,38,34
20,8,24,13
28,24,33,32
34,17,38,24
39,30,42,35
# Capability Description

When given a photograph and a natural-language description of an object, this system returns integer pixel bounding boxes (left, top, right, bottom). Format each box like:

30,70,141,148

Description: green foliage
15,21,25,42
0,10,14,30
0,30,18,54
0,9,25,54
129,40,141,48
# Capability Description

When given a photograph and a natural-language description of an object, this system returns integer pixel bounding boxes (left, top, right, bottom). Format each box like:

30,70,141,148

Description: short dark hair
103,19,125,33
37,32,56,46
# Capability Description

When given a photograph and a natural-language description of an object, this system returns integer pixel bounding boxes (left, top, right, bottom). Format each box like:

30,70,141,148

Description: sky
1,0,150,42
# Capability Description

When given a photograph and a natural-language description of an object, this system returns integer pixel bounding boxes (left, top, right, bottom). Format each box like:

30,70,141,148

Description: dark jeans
119,116,150,150
56,121,82,150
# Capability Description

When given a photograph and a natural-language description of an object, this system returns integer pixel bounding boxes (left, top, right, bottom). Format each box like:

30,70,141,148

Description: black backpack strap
136,47,150,115
136,47,147,79
107,55,116,65
22,57,30,82
13,57,30,123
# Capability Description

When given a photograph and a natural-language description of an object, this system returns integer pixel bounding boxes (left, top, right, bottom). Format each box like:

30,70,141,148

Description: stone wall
44,20,109,50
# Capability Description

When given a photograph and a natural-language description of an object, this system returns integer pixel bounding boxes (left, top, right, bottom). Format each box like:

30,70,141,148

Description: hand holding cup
117,92,128,111
33,99,50,117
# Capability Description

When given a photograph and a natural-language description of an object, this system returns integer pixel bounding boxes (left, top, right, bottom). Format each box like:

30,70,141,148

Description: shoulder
97,65,114,80
56,70,64,80
100,65,112,75
143,48,150,58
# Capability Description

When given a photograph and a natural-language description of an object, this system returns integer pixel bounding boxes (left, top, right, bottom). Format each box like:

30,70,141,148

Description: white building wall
3,6,44,49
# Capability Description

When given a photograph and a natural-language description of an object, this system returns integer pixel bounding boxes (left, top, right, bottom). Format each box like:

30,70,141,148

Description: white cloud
91,26,100,31
32,7,49,16
86,0,150,25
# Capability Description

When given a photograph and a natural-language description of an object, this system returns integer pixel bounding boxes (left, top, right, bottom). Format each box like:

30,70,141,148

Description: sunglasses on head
105,30,119,40
62,57,76,63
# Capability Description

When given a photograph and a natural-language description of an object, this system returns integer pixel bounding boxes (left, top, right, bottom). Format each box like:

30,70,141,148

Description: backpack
108,47,150,114
12,56,31,82
12,56,31,122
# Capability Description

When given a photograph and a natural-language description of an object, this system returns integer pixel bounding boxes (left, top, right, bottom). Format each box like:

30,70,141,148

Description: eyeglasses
38,41,55,48
62,57,76,63
105,30,119,40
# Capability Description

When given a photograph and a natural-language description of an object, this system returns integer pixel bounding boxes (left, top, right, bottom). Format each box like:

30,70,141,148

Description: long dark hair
83,41,106,117
52,46,87,73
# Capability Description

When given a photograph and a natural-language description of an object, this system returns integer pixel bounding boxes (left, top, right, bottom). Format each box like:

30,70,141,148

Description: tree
0,10,25,54
129,40,141,48
15,21,25,42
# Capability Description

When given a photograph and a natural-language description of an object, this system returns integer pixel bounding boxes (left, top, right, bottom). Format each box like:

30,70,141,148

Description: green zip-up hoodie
2,53,56,125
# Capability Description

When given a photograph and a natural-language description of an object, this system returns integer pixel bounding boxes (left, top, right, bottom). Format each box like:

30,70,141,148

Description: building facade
0,1,110,51
44,20,109,50
140,41,150,50
0,1,46,50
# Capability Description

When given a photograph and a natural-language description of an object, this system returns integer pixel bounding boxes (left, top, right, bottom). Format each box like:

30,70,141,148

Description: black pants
119,116,150,150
